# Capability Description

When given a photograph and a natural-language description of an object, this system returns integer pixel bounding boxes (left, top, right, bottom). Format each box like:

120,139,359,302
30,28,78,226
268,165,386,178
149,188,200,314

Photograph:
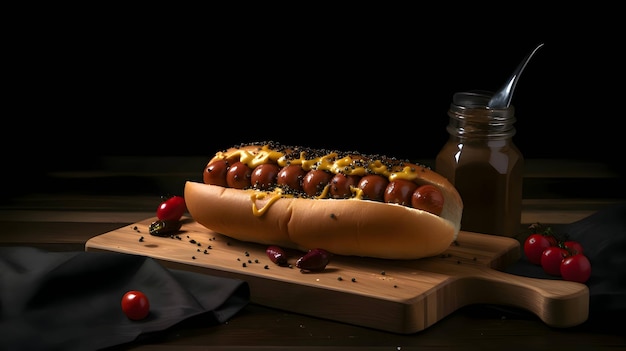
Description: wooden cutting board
85,217,589,333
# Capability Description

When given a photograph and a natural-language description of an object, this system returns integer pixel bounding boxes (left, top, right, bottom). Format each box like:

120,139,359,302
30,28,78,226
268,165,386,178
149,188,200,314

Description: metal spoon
488,43,544,109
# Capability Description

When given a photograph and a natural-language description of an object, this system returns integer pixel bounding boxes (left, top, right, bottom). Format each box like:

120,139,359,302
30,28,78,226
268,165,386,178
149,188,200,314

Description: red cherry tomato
563,240,584,255
561,254,592,283
540,246,568,276
524,233,553,265
156,196,186,221
121,290,150,320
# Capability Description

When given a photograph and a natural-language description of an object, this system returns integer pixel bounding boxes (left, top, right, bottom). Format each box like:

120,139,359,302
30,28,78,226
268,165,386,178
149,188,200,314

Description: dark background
6,13,623,183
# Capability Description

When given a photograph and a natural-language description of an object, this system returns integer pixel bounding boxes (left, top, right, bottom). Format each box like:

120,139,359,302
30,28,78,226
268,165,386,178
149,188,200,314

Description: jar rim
451,91,515,114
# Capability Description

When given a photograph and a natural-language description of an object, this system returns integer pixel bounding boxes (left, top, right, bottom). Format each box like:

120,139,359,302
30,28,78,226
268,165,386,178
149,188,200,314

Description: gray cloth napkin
506,202,626,331
0,248,250,350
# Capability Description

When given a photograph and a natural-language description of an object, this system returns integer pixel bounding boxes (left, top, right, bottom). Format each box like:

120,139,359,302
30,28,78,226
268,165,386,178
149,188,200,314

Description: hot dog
184,141,463,260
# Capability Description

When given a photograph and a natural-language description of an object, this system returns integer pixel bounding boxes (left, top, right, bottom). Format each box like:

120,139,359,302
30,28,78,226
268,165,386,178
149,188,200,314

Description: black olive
149,220,181,237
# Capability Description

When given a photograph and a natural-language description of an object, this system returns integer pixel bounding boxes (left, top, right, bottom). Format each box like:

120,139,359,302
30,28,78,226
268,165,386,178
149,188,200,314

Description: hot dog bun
184,142,463,260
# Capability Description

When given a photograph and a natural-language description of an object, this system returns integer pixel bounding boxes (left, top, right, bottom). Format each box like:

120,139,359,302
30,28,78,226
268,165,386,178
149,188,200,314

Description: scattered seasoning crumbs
254,259,259,263
337,276,343,281
190,239,196,244
248,260,252,263
133,226,138,231
197,243,201,246
330,213,337,219
242,263,247,267
453,240,459,246
394,285,398,288
138,236,144,242
197,249,201,252
351,278,356,282
245,251,250,256
237,258,241,261
381,271,386,275
203,250,209,254
192,256,196,260
264,265,269,269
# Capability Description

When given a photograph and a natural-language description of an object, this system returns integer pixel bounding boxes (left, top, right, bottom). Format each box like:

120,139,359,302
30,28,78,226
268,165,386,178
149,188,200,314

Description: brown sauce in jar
435,92,524,237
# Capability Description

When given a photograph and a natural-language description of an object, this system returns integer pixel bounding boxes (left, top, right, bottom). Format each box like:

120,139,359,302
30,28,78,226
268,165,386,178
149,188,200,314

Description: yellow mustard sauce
250,189,285,217
352,186,364,200
314,153,338,172
389,165,421,182
315,184,331,199
368,160,390,177
220,143,429,217
329,156,366,176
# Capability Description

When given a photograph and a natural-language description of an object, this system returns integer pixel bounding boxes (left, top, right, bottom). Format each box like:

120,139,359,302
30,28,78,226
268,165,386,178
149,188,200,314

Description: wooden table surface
1,157,624,350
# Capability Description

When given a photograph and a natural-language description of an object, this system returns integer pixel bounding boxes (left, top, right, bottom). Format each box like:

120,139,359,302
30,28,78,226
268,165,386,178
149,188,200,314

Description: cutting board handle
458,267,589,328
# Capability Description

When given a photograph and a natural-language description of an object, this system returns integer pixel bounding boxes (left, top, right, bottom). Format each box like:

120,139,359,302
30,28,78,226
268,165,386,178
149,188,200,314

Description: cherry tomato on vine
561,254,592,283
156,196,186,221
563,240,584,255
524,233,554,265
540,246,568,276
121,290,150,320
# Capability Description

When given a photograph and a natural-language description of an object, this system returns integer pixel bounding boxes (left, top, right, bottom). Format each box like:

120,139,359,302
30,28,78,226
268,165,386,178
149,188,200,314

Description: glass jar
435,91,523,237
